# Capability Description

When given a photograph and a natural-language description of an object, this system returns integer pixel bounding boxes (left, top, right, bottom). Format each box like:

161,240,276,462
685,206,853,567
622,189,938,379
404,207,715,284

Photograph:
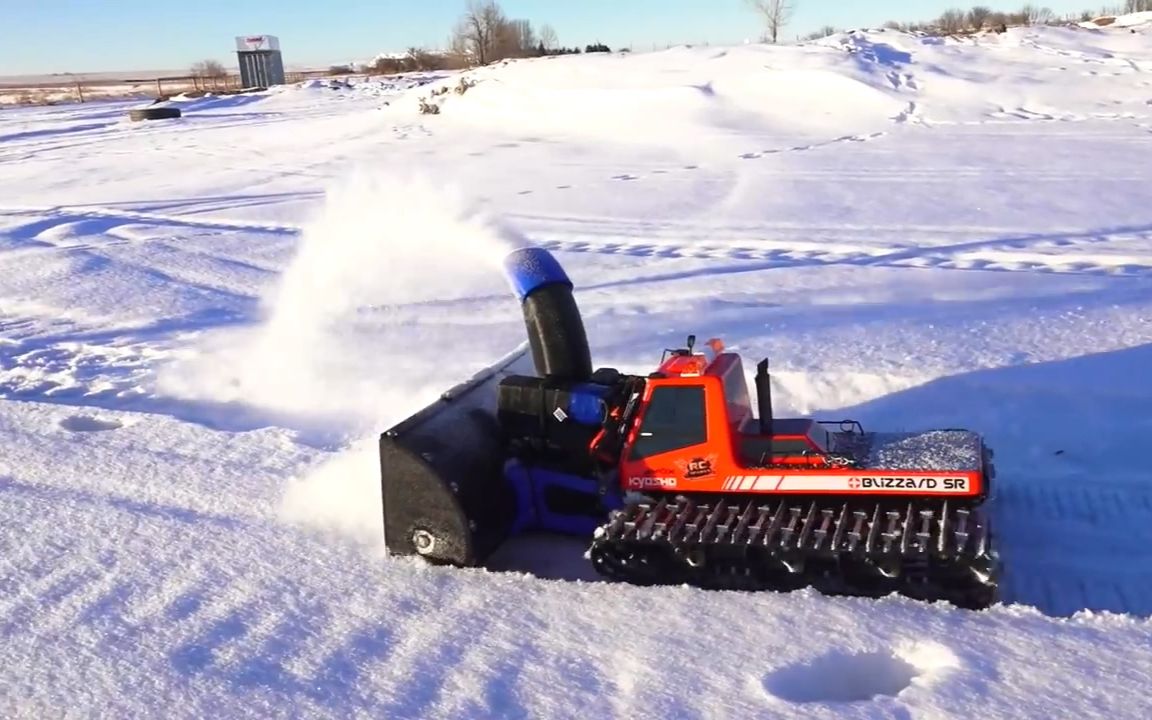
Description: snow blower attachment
380,246,1000,609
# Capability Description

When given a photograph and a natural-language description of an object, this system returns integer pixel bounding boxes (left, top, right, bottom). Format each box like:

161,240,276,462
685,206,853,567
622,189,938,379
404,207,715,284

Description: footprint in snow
762,643,961,705
60,414,123,433
763,649,916,704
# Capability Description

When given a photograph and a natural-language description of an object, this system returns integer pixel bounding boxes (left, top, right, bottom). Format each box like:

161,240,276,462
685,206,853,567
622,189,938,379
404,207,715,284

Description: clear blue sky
1,0,1105,75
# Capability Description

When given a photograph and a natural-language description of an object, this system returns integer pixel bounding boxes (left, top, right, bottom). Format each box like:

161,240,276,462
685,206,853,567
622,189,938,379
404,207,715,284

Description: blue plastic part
568,383,610,425
502,246,572,301
506,461,538,537
503,459,623,538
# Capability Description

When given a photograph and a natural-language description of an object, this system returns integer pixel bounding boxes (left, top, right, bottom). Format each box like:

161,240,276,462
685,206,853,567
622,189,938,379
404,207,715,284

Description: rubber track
588,494,999,610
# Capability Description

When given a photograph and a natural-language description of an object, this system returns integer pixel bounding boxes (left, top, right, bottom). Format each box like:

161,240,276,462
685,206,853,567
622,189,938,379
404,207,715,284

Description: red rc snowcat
379,246,999,609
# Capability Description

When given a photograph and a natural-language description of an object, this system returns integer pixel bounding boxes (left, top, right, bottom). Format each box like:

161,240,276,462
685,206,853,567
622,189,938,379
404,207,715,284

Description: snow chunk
865,430,984,471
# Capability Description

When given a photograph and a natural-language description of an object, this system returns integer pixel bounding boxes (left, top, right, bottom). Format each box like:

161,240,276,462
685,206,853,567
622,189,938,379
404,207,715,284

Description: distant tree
190,59,227,90
452,0,505,65
937,8,967,33
406,47,446,71
745,0,794,43
539,23,558,51
191,59,226,78
1020,4,1054,24
802,25,838,40
1125,0,1152,11
498,18,536,58
450,0,545,65
968,5,994,29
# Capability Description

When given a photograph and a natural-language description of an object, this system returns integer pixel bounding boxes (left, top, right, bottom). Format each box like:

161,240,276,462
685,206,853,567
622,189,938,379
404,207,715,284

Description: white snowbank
1,20,1152,719
1081,10,1152,28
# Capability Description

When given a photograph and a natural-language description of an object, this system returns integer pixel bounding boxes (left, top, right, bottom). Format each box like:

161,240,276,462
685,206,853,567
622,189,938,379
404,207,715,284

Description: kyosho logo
627,476,676,489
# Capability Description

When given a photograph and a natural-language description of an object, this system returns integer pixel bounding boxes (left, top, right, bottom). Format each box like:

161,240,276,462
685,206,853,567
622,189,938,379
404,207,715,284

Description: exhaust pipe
380,244,594,566
756,358,774,436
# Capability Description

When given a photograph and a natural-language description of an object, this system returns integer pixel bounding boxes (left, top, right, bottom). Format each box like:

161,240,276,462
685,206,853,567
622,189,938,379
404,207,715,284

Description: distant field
0,70,193,86
0,66,331,106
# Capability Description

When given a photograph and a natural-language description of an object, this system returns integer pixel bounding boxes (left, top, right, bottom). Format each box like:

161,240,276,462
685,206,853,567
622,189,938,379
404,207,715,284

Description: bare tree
539,23,558,51
191,59,226,78
1125,0,1152,11
1020,4,1054,24
936,8,967,33
452,0,506,65
190,59,227,91
450,1,548,65
497,18,536,58
802,25,838,40
968,6,994,29
987,11,1009,29
447,28,471,62
745,0,794,43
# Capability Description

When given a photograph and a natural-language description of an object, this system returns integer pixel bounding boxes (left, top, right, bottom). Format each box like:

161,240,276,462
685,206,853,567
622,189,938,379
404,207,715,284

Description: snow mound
417,45,907,145
1081,10,1152,29
412,23,1151,139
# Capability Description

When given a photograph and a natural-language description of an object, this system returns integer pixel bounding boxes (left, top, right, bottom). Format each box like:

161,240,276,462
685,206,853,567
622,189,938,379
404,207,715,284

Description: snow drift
1,15,1151,719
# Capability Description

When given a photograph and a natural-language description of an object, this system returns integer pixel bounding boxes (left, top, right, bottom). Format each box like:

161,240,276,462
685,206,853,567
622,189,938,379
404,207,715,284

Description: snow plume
261,166,524,336
157,168,531,541
279,434,386,547
257,168,530,541
162,167,525,428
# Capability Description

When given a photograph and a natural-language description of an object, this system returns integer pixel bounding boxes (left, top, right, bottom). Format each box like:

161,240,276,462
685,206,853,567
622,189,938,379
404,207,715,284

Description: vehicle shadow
830,341,1152,619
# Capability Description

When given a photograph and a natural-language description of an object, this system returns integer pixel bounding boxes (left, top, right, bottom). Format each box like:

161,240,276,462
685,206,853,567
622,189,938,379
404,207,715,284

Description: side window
723,364,751,420
629,385,708,460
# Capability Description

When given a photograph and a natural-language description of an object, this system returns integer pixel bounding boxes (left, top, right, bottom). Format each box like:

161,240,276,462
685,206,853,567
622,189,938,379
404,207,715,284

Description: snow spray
259,168,531,544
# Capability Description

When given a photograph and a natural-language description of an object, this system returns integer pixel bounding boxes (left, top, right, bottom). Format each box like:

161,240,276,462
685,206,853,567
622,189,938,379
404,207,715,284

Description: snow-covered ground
2,17,1152,719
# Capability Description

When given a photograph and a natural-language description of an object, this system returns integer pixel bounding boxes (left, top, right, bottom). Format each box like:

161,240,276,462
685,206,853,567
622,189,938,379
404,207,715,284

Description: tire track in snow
195,576,387,706
415,605,539,720
12,204,1149,281
369,582,501,718
0,489,130,640
119,561,215,629
159,572,272,676
737,131,888,160
0,208,289,305
0,208,289,405
0,205,299,239
996,477,1152,617
504,130,889,197
523,219,1152,279
29,565,136,642
0,557,108,638
265,591,426,710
